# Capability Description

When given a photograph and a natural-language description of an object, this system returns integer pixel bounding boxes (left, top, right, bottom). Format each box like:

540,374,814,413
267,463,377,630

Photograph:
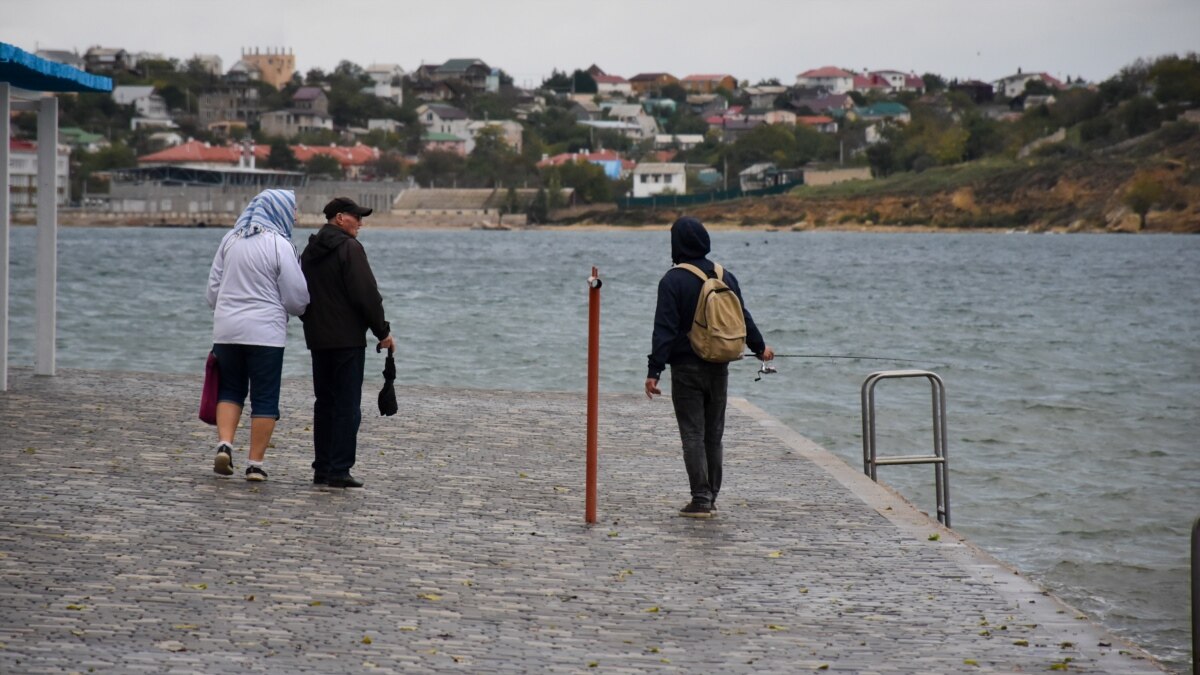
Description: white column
35,95,57,377
0,83,10,390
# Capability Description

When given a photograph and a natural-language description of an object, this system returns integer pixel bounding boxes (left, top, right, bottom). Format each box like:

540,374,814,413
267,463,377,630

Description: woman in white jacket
205,189,309,481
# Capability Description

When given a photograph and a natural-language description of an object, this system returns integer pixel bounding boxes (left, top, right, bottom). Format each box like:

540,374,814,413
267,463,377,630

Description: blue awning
0,42,112,93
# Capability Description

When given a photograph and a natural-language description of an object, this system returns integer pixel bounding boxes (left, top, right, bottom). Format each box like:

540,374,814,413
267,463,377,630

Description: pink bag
199,351,219,425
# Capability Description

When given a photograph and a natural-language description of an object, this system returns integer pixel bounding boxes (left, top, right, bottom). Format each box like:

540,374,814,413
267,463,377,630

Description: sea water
5,226,1197,671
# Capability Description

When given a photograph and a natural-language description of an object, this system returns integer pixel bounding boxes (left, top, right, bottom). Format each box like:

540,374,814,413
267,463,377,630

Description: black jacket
647,218,765,379
299,224,390,350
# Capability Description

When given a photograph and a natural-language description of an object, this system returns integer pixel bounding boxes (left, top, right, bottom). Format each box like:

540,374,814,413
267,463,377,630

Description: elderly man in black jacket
645,216,773,518
300,197,395,488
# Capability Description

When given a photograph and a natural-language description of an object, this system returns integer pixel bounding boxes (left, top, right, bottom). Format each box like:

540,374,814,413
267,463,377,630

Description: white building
259,110,334,139
795,66,856,94
600,103,659,140
7,140,70,207
632,163,686,199
466,120,524,154
654,134,704,151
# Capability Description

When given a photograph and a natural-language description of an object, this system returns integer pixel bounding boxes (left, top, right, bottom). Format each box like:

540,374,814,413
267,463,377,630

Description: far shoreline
7,218,1178,235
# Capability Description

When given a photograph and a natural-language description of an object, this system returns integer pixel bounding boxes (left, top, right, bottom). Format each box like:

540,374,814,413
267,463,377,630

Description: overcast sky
5,0,1198,87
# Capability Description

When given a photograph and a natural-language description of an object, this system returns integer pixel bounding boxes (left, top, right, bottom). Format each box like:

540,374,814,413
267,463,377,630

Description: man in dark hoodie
300,197,395,488
645,216,773,518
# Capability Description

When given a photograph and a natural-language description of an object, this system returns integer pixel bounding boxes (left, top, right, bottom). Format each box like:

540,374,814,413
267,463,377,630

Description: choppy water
5,226,1197,671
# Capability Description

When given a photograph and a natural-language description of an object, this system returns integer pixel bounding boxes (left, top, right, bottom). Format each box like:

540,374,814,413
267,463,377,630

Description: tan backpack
676,262,747,363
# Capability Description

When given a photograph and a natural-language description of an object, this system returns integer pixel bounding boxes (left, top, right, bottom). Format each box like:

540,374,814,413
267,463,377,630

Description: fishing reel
754,360,777,382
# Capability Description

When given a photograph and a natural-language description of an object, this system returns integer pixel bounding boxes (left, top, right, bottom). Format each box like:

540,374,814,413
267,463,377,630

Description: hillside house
796,115,838,133
112,85,168,118
199,86,262,128
421,131,467,156
738,162,797,192
416,103,471,140
744,85,788,109
847,102,911,124
7,139,69,207
600,103,659,139
791,92,856,115
259,108,333,139
631,162,686,198
83,47,131,73
292,86,330,115
364,64,406,105
467,120,523,153
35,49,85,70
856,70,925,93
681,74,737,94
992,71,1065,98
425,58,494,92
628,72,679,96
538,149,632,179
795,66,856,94
594,74,632,97
687,94,728,116
235,47,294,90
654,134,705,151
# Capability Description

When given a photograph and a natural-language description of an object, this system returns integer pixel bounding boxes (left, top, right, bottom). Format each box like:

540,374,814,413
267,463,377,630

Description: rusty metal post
585,267,602,524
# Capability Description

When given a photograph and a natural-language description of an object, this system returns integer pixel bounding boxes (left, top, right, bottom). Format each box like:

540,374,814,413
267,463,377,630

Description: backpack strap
676,262,724,281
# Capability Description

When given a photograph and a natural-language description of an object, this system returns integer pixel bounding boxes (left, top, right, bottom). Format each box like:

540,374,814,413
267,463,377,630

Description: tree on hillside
526,187,549,224
1122,96,1163,137
540,158,613,204
304,154,344,179
265,139,299,171
922,73,947,93
412,150,467,188
1149,54,1200,105
1123,173,1163,230
366,152,408,180
541,69,597,95
660,83,688,103
466,126,519,187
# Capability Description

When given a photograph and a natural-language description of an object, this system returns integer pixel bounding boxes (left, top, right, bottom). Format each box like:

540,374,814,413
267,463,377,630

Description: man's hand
757,346,775,361
644,377,661,400
377,334,396,352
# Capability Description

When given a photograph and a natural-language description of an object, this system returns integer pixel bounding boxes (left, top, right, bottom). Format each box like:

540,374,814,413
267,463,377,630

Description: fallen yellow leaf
767,551,783,558
418,593,442,601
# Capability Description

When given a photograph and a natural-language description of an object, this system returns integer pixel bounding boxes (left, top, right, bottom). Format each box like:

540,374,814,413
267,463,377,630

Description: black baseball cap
323,197,373,220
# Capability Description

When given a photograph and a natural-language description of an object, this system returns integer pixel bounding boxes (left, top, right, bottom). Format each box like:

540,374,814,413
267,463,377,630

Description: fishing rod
765,353,925,363
745,353,931,381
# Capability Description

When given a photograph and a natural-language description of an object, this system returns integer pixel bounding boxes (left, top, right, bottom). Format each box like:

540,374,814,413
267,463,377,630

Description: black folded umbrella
377,346,398,417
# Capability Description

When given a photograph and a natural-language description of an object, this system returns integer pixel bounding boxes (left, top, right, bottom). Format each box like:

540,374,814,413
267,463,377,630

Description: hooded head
671,216,710,264
230,189,296,240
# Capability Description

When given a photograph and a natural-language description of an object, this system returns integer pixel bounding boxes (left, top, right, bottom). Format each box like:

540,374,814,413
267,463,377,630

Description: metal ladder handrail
861,369,950,527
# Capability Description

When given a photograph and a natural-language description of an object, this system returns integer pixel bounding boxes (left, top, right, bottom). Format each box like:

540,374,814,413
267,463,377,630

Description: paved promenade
0,369,1164,673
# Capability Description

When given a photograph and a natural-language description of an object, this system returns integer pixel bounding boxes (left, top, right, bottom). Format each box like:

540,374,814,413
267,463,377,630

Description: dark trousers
310,347,365,477
670,362,729,506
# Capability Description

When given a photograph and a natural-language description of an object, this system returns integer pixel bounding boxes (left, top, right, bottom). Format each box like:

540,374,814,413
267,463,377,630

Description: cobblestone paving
0,369,1165,673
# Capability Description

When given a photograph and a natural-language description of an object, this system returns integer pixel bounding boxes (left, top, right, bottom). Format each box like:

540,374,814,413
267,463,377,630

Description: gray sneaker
213,443,234,476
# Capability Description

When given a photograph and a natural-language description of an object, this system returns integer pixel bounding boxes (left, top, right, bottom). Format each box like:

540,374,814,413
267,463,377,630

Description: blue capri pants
212,343,285,419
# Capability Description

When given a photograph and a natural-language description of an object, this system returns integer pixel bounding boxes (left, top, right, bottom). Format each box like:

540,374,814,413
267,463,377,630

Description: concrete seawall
0,369,1165,672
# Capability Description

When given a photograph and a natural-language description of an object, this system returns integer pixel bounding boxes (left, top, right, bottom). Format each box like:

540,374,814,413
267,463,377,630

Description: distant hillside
587,121,1200,233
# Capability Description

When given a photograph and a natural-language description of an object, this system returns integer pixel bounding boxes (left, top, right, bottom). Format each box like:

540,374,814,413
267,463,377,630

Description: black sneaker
312,474,329,485
326,474,364,488
679,501,714,518
245,466,268,482
213,443,234,476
